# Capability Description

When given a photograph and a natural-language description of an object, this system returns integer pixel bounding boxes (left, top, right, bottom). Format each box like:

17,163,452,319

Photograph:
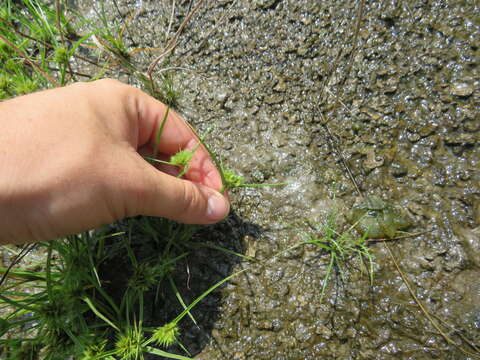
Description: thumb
134,163,230,224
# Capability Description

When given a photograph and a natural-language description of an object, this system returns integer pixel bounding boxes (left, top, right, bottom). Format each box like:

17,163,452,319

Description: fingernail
207,191,229,221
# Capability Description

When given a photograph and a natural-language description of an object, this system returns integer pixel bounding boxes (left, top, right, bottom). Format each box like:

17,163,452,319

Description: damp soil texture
80,0,479,359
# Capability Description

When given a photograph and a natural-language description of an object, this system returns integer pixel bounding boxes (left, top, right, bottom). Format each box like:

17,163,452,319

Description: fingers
132,88,223,190
132,159,230,224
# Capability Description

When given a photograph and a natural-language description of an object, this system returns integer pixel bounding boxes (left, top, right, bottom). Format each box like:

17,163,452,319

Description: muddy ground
73,0,480,359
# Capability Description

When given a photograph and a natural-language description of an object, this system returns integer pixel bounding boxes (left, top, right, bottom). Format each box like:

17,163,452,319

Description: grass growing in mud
273,206,375,302
0,1,284,358
304,214,374,301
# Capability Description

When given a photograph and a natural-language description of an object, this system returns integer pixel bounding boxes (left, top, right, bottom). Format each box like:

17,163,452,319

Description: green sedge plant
274,211,375,302
0,219,246,360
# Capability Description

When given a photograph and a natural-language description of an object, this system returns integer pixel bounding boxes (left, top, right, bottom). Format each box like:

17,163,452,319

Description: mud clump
348,195,412,239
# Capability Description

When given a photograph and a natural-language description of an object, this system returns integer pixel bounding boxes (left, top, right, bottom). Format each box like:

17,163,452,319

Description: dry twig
146,0,206,91
384,241,480,359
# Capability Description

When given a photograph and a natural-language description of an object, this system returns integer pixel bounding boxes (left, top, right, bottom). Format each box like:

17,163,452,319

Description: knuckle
96,78,131,97
96,78,122,87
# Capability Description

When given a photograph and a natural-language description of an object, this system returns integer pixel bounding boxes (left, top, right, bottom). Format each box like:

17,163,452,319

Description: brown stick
384,241,480,359
366,230,432,243
321,113,363,197
147,0,206,82
55,0,76,82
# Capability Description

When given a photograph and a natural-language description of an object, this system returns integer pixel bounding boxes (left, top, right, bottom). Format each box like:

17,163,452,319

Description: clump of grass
127,261,173,293
13,76,39,95
278,210,375,301
0,0,175,99
0,0,80,93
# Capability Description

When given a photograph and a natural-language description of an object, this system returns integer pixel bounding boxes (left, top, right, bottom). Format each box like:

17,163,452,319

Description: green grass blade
82,297,120,332
0,293,36,312
153,106,170,158
173,269,246,324
320,254,335,302
168,276,197,326
145,346,193,360
143,156,172,166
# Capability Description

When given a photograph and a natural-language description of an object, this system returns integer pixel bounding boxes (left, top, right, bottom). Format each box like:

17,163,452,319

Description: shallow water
78,0,480,358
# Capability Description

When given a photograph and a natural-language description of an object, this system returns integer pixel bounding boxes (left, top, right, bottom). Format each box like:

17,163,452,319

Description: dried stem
0,244,37,288
384,241,480,359
366,230,432,243
146,0,206,91
55,0,76,82
166,0,176,41
320,113,363,197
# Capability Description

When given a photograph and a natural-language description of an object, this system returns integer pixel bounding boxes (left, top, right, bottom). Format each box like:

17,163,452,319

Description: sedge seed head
115,327,145,360
128,263,157,292
54,46,70,64
170,150,193,167
81,340,108,360
222,168,244,189
151,322,180,348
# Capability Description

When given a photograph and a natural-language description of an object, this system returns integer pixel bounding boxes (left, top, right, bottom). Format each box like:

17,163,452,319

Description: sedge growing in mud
0,1,286,358
272,207,375,302
0,223,247,360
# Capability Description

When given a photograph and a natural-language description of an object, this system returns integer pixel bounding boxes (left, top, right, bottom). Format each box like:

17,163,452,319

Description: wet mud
80,0,479,358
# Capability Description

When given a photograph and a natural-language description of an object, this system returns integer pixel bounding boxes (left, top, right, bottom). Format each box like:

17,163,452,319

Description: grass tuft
276,209,375,301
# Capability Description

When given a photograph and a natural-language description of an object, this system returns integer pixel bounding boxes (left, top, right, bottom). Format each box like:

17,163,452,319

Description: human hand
0,79,229,244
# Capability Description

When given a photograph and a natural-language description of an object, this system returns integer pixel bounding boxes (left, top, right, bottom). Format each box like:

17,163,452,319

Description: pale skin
0,79,230,245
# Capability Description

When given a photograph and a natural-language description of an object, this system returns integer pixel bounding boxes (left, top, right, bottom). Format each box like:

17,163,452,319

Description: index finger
135,92,223,191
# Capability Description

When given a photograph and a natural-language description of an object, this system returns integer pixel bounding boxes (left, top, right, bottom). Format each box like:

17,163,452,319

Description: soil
73,0,480,358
